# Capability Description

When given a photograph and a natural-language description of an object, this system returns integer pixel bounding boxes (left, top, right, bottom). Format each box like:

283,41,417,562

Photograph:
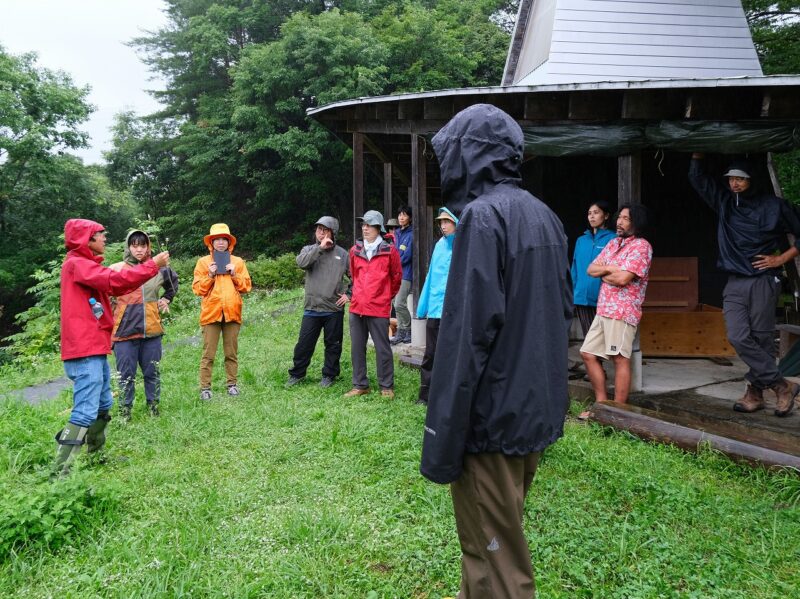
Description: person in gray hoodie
287,216,351,388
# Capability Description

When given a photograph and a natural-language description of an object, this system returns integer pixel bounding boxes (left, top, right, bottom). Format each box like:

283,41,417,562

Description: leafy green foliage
744,1,800,75
246,253,305,289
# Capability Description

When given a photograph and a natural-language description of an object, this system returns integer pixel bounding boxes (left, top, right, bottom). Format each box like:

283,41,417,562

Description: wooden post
411,135,427,316
353,133,364,243
618,153,642,207
383,163,393,222
618,152,643,390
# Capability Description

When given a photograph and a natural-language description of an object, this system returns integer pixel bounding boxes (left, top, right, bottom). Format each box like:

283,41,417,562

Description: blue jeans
63,355,113,427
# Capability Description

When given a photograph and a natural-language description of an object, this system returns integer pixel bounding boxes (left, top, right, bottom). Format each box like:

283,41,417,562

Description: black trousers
289,312,344,379
419,318,440,403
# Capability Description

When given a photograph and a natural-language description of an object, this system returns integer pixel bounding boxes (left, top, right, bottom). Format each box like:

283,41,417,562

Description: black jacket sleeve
688,158,725,213
420,203,506,484
161,267,179,302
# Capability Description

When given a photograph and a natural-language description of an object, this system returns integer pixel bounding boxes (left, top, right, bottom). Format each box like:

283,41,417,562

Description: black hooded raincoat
420,104,573,484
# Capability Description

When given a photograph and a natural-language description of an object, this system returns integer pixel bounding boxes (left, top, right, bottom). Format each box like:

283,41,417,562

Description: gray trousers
723,274,781,389
349,313,394,390
450,452,541,599
394,279,412,330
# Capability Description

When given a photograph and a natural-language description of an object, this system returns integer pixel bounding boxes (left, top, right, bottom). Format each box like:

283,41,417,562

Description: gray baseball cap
357,210,386,233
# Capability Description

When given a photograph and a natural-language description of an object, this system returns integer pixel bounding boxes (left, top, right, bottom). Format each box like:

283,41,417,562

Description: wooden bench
776,323,800,359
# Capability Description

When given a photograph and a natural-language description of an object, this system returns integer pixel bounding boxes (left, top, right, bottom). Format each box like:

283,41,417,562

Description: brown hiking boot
380,388,395,399
343,388,370,397
772,378,800,417
733,385,765,413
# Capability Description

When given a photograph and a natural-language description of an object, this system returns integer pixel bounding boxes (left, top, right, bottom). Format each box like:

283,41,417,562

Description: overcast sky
0,0,169,164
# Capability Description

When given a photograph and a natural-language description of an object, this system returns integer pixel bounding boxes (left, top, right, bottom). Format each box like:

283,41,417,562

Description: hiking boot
227,384,240,397
343,388,370,397
772,378,800,417
200,388,212,401
53,423,88,477
148,402,160,417
319,376,335,388
733,385,765,413
390,329,409,345
380,388,395,399
285,376,304,388
119,405,132,422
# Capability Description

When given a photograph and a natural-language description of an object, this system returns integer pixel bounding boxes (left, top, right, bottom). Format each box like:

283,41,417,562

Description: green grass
1,288,799,597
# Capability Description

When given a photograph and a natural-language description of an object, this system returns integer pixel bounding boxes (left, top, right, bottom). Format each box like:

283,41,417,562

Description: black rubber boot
53,423,88,477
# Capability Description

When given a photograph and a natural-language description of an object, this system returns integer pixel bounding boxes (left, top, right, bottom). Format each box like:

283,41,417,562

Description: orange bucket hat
204,223,236,248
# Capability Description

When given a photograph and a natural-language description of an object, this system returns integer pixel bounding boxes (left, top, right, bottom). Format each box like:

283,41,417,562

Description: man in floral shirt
580,204,653,409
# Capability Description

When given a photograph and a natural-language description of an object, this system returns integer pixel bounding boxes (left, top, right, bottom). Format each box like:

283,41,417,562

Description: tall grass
1,288,798,597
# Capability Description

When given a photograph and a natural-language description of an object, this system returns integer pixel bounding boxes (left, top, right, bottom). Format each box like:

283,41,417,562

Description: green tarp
521,121,800,157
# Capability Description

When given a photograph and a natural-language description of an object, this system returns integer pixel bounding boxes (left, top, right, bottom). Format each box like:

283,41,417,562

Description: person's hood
123,230,152,265
315,216,340,237
431,104,524,216
64,218,105,261
436,207,459,230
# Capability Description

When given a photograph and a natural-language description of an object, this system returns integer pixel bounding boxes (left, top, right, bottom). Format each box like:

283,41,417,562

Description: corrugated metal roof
507,0,762,86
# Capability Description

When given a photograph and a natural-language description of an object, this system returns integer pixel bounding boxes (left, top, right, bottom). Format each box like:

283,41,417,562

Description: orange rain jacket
192,237,252,325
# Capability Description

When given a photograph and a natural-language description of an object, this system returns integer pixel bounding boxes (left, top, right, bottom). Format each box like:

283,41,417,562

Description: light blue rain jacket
416,208,459,319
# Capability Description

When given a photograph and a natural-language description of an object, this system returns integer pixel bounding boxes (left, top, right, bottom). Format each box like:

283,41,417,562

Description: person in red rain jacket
54,219,170,475
345,210,402,398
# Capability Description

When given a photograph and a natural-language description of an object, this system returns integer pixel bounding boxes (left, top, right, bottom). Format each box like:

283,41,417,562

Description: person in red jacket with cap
54,219,170,475
346,210,402,398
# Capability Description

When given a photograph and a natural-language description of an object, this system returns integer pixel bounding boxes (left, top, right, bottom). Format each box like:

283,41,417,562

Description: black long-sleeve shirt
688,159,800,277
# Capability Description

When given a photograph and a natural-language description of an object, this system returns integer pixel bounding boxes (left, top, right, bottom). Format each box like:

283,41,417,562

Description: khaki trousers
450,451,541,599
200,321,241,388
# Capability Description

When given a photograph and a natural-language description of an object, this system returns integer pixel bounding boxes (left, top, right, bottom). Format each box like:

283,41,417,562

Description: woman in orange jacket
192,223,252,400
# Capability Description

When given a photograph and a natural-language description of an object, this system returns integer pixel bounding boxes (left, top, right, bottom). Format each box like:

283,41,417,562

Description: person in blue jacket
571,200,615,335
391,206,413,344
415,207,459,405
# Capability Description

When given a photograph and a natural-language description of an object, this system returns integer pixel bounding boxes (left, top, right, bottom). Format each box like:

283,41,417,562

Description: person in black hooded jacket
420,104,572,598
689,153,800,417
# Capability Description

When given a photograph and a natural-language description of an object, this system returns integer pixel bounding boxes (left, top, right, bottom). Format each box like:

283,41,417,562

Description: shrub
246,253,304,290
0,473,121,559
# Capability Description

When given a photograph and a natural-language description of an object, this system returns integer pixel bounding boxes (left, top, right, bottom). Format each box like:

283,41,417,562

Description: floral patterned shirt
594,236,653,327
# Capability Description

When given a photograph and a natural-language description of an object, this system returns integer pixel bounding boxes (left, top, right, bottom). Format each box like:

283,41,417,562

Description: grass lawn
1,288,799,598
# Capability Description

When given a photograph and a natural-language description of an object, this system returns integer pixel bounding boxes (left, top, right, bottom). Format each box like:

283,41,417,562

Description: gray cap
386,218,400,228
357,210,386,233
723,168,751,179
314,216,339,236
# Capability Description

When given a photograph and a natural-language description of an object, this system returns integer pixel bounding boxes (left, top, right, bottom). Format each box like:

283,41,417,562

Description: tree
0,47,93,233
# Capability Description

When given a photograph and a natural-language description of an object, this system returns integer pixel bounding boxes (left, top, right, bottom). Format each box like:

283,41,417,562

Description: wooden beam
361,134,411,187
618,154,642,206
684,90,762,120
590,401,800,470
348,119,447,135
352,132,364,243
423,97,454,120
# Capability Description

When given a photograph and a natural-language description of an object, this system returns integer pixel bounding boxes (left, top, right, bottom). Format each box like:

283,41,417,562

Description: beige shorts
580,315,637,360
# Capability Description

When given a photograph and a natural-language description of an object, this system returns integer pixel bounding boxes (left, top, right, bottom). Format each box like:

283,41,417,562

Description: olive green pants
450,451,541,599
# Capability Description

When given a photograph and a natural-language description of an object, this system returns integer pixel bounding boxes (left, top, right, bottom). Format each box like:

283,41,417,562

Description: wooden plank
622,90,684,120
589,401,800,469
353,133,364,244
525,93,568,120
362,134,411,187
423,97,454,120
569,91,620,120
640,309,736,357
644,257,699,311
